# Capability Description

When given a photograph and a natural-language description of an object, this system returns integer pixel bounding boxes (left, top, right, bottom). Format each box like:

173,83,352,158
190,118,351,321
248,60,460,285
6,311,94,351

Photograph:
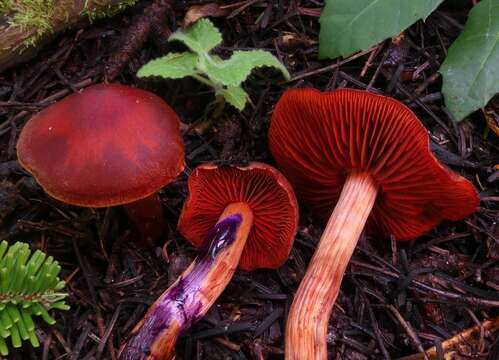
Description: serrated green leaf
203,50,290,87
440,0,499,121
169,18,222,53
137,52,199,79
319,0,444,59
217,86,249,110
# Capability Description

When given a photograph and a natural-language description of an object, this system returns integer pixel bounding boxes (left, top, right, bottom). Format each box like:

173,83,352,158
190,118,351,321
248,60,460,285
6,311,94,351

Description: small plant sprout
137,18,290,110
0,240,69,356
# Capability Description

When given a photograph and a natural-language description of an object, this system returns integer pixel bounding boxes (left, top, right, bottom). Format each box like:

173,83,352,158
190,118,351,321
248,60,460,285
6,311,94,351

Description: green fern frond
0,241,69,356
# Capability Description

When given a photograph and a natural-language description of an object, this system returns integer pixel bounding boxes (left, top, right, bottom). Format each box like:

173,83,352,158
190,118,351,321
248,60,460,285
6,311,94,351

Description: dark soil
1,1,498,359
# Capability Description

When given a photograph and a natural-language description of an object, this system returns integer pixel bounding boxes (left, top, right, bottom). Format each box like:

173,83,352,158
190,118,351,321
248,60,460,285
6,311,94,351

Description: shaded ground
0,1,498,359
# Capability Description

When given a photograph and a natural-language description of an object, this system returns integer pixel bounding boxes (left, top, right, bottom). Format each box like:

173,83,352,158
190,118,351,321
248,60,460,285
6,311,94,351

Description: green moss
0,0,14,15
1,0,57,47
81,0,138,22
1,0,137,49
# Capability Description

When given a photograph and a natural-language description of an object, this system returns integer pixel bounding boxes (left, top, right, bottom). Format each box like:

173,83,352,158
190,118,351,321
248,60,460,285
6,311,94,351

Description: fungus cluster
14,83,481,359
16,83,184,246
268,88,480,359
118,162,298,359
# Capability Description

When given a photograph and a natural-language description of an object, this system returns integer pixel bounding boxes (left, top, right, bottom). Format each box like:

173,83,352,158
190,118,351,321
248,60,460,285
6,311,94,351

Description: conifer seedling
137,19,290,110
0,241,69,356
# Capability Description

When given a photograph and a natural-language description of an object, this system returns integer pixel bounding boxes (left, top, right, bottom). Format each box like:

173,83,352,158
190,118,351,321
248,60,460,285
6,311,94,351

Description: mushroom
16,83,184,246
118,162,298,360
268,88,480,359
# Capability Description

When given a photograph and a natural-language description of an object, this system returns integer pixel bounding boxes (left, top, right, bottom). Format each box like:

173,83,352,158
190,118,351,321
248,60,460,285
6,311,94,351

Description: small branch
377,305,428,360
105,0,173,80
396,316,499,360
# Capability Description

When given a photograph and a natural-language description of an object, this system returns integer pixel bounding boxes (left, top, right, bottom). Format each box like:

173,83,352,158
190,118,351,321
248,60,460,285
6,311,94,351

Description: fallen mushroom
16,83,184,246
118,162,298,359
268,88,480,359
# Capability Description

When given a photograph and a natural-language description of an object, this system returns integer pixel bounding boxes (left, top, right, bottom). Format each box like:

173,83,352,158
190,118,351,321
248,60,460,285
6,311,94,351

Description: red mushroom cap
269,88,479,240
17,83,185,207
177,162,299,271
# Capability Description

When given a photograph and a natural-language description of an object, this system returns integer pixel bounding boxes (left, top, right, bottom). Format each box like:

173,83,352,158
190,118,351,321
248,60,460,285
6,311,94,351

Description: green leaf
440,0,499,121
217,86,248,110
137,52,198,79
203,50,290,87
319,0,444,59
169,18,222,54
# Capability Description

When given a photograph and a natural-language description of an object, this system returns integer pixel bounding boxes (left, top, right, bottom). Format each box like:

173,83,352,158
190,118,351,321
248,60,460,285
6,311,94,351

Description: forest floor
0,1,498,359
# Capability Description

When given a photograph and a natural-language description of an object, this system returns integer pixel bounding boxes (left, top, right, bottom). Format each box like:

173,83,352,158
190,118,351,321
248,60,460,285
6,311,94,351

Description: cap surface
177,162,299,271
269,88,479,240
17,83,185,207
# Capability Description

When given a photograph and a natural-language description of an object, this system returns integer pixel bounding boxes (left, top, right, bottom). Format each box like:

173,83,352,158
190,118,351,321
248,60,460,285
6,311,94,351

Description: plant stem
124,193,164,247
285,173,377,360
118,202,253,360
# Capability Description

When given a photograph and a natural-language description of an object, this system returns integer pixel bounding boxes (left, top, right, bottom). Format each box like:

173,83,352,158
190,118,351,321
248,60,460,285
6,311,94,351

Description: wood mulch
0,1,498,359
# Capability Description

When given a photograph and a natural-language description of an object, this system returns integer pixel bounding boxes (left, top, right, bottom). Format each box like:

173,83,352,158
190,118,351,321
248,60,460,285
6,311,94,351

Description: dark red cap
17,83,185,207
269,88,479,240
177,162,299,271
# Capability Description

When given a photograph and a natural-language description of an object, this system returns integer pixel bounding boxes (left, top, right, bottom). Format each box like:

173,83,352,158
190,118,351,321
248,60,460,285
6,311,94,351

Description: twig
289,47,377,82
96,304,122,360
350,260,499,307
106,0,173,80
396,316,499,360
377,305,428,360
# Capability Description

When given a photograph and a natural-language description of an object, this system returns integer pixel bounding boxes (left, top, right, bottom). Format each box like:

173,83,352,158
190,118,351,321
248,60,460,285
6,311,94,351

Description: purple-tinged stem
118,202,253,360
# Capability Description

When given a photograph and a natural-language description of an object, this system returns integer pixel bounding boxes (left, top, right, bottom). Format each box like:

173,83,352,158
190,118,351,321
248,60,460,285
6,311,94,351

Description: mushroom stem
286,172,377,360
124,193,164,246
118,202,253,360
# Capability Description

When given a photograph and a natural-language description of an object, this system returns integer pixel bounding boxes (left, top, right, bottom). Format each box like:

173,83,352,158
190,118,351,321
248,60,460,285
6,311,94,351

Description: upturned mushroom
268,88,480,359
16,83,184,246
118,162,298,360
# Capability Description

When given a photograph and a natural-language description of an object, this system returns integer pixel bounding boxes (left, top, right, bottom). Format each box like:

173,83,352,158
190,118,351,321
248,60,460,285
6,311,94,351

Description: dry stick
350,260,499,307
0,1,135,72
96,304,122,360
360,43,383,78
42,331,53,360
106,0,173,80
354,279,391,360
464,308,485,352
289,47,377,82
286,173,377,360
51,328,72,354
378,305,428,360
0,78,93,137
396,316,499,360
367,49,390,90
